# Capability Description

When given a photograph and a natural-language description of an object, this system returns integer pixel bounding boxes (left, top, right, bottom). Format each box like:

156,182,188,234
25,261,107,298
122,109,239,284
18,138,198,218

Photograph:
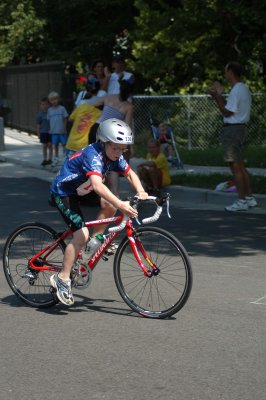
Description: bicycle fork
128,231,160,278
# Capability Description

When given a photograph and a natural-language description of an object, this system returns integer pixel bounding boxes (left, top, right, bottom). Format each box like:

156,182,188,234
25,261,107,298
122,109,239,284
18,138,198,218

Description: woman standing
89,77,134,143
89,77,134,196
91,59,109,93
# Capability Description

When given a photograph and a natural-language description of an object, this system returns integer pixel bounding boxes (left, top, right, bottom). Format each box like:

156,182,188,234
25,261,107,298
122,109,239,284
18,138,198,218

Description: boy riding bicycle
50,118,148,306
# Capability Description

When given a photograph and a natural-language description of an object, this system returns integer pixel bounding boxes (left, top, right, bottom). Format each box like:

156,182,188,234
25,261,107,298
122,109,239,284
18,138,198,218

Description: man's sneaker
245,196,258,208
46,159,52,165
51,157,59,167
225,199,248,212
50,274,74,306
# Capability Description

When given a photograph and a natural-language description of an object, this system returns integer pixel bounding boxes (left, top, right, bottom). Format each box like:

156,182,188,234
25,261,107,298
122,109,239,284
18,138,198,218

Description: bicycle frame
29,213,156,277
3,193,193,317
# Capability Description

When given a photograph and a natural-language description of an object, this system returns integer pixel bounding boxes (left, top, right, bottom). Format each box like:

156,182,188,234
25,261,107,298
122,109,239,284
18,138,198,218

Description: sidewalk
1,127,266,213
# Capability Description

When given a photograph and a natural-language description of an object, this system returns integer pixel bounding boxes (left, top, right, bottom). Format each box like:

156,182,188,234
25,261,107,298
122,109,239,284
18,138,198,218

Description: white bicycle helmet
97,118,134,144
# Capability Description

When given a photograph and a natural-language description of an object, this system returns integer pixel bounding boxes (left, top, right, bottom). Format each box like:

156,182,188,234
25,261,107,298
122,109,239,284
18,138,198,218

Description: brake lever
166,196,171,218
130,196,141,225
157,193,171,219
135,216,141,225
131,194,171,225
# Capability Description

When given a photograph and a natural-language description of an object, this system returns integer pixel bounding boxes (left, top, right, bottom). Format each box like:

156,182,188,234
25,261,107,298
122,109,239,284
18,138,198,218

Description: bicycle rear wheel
113,226,192,319
3,222,66,308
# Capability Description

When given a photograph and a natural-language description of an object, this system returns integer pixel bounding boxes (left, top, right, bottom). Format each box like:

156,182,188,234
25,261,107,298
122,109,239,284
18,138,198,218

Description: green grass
178,146,266,168
171,173,266,195
134,139,266,194
134,139,266,168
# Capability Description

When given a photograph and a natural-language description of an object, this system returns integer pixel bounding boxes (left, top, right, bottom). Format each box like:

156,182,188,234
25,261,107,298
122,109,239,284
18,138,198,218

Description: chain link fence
132,94,266,150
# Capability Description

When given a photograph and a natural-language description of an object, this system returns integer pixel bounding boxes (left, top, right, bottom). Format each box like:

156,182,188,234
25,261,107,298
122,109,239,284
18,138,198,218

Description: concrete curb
165,185,266,209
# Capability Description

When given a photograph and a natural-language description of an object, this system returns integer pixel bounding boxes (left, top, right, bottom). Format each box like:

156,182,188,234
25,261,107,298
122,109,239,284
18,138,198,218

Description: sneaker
50,274,74,306
41,160,48,166
245,196,258,208
51,157,59,167
46,159,52,165
225,199,248,212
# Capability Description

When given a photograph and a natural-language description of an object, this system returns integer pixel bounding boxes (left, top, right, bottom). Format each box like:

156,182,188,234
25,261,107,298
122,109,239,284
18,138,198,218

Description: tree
0,0,137,69
130,0,266,93
1,0,266,94
0,0,46,66
32,0,137,68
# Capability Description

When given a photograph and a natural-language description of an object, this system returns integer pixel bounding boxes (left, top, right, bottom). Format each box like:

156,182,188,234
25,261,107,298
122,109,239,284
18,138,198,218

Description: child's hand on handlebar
119,201,138,218
137,191,149,200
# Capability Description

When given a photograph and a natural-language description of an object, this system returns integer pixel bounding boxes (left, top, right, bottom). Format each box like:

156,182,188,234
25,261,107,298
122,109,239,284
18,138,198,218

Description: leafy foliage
30,0,137,67
131,0,266,93
0,1,46,65
0,0,266,93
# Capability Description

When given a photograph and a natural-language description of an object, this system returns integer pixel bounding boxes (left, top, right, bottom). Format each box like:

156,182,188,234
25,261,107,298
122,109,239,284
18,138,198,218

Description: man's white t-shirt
107,71,133,94
224,82,251,124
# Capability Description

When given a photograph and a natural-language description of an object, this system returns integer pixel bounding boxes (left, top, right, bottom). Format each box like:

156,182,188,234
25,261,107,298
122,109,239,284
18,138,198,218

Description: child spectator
47,92,68,167
158,122,174,161
66,103,101,156
137,138,171,195
66,79,102,156
36,97,52,166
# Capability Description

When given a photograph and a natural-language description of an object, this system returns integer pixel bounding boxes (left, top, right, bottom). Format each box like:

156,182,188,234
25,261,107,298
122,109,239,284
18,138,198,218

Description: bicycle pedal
102,255,108,261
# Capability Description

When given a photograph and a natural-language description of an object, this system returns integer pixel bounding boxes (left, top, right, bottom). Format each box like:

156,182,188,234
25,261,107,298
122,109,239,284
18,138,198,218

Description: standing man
208,62,257,212
107,54,134,95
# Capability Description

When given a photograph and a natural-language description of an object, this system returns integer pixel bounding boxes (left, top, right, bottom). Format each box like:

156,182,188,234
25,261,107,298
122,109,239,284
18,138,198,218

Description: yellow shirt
147,152,171,186
66,104,101,152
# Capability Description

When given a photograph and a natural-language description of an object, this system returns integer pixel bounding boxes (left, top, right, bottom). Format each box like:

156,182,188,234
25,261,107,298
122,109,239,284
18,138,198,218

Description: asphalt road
1,171,266,400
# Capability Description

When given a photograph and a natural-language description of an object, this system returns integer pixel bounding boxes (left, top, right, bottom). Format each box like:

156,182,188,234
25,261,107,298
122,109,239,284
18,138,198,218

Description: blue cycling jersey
50,142,130,196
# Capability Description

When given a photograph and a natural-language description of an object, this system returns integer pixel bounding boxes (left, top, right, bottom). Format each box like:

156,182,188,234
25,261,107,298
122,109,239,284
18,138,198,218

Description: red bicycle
3,194,192,318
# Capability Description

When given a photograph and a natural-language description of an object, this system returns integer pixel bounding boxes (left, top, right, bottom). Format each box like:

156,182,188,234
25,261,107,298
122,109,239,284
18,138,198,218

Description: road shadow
0,293,176,320
1,177,266,264
152,205,266,258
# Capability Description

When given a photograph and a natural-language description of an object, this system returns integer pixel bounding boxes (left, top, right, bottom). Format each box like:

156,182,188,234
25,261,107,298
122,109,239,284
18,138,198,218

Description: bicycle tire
113,226,192,319
3,222,66,308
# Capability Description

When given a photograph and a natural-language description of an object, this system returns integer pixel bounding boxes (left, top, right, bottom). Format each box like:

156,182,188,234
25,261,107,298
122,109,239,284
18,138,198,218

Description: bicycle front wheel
3,222,66,308
113,226,192,319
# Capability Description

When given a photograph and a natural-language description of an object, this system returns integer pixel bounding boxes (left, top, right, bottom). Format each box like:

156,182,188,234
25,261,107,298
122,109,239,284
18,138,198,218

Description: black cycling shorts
52,195,86,232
